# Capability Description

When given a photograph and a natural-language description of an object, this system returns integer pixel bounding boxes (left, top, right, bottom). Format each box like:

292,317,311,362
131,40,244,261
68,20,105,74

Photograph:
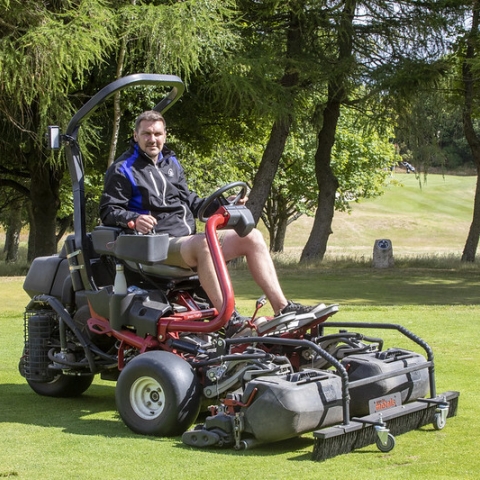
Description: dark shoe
276,300,323,317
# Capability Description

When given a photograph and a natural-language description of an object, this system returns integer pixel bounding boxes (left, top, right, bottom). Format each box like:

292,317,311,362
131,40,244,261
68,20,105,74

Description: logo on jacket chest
157,165,175,177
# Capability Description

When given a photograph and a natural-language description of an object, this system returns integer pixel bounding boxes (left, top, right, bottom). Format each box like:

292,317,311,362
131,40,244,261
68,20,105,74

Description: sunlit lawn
1,272,478,479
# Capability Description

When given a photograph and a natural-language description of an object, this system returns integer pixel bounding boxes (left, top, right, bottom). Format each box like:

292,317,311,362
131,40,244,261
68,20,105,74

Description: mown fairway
285,172,476,258
1,173,479,479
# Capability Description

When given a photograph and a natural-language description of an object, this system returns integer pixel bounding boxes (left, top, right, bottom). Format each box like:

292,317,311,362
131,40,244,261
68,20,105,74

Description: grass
282,172,477,258
1,173,480,478
1,272,480,479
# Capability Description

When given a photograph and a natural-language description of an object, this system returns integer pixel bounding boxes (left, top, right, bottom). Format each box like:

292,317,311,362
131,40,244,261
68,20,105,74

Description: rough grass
282,172,477,259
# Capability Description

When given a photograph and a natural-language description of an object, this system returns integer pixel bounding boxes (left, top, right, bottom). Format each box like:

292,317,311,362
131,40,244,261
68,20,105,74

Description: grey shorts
166,232,227,269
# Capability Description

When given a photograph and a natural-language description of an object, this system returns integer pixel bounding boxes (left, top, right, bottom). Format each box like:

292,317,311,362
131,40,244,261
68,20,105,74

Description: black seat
91,226,196,279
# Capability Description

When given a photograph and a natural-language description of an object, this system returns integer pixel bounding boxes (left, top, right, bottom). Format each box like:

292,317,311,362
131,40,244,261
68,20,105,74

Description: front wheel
433,411,447,430
116,351,201,436
376,433,396,453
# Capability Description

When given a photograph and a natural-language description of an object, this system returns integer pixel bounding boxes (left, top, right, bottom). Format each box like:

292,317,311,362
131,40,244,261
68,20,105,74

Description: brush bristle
312,394,459,462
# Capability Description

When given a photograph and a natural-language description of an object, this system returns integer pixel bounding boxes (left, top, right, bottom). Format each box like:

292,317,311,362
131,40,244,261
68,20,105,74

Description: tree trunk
247,9,302,224
107,28,129,168
27,152,62,260
300,97,340,262
461,1,480,262
4,198,23,262
300,0,355,262
272,214,288,253
56,214,73,248
248,119,292,223
462,173,480,262
107,0,136,168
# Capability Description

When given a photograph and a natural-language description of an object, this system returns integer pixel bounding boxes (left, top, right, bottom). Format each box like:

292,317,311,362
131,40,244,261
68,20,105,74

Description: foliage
0,0,240,259
332,110,399,207
394,77,475,173
0,0,116,141
116,0,238,80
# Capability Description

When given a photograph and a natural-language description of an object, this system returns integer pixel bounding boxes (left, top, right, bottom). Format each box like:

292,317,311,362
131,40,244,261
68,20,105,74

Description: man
100,110,320,319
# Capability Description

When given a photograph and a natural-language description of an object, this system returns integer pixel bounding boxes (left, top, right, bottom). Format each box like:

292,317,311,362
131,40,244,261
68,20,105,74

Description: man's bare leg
221,229,288,314
179,229,288,315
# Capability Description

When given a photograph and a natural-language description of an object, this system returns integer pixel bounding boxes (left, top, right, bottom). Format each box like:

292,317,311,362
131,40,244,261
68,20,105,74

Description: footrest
254,304,339,335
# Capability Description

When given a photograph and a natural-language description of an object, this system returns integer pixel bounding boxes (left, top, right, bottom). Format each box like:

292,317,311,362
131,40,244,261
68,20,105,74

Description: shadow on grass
174,434,316,460
231,268,480,306
0,382,146,440
2,382,321,460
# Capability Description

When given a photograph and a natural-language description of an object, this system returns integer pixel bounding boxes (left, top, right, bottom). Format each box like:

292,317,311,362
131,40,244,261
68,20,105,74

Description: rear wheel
116,351,201,436
20,356,94,398
20,314,95,399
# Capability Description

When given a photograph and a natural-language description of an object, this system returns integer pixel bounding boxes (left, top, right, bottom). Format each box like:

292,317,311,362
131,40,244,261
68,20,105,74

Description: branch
0,164,30,179
0,178,30,198
0,17,20,33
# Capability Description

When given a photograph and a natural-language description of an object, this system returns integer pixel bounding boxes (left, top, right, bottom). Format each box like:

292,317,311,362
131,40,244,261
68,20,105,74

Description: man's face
134,120,166,162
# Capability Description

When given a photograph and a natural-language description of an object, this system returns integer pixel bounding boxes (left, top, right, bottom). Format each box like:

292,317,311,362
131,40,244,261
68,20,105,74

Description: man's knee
177,234,209,267
246,228,267,247
209,228,268,261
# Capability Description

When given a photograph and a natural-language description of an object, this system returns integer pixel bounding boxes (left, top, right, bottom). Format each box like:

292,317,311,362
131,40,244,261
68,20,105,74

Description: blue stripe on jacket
119,144,149,215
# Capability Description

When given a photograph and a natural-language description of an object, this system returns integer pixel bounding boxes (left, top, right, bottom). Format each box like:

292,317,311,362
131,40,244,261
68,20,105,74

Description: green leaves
118,0,238,79
0,0,116,138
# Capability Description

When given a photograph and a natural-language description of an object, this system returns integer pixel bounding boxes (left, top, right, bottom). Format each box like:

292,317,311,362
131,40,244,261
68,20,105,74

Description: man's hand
134,214,157,234
227,194,248,205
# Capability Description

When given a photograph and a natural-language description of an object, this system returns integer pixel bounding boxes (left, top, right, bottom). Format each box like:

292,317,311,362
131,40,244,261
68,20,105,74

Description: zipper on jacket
149,170,161,198
181,205,192,235
154,165,192,235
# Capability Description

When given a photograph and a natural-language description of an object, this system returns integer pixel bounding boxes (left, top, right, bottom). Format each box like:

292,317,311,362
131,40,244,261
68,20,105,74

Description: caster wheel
376,433,396,452
433,411,447,430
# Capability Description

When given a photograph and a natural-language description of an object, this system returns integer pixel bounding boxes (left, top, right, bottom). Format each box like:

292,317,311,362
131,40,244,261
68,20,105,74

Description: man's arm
99,170,141,228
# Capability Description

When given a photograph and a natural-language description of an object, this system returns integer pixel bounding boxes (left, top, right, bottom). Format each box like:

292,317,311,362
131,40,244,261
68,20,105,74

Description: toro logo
368,392,402,415
375,397,397,411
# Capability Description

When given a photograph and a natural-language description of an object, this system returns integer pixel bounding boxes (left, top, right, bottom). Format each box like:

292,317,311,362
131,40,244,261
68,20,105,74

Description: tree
105,0,238,167
461,0,480,262
300,0,465,262
0,190,26,263
0,0,238,259
395,87,471,173
190,0,310,222
176,1,462,262
260,110,398,252
0,0,116,259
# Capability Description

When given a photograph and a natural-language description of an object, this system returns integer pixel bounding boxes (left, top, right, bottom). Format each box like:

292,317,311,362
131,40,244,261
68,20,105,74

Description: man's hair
134,110,166,132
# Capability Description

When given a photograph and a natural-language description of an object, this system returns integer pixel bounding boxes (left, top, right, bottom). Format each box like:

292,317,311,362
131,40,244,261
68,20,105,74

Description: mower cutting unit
20,74,459,461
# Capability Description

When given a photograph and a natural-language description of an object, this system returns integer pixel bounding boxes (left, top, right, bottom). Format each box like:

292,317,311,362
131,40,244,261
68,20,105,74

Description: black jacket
99,141,205,237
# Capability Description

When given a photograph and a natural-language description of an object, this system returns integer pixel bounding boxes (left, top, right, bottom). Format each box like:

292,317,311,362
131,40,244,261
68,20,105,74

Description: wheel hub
130,376,166,420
